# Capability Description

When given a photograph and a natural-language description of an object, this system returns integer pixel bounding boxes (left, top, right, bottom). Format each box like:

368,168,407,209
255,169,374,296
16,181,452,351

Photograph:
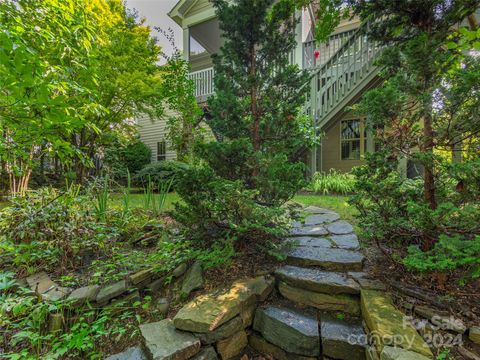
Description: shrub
351,153,480,280
133,160,189,189
104,139,151,180
173,165,290,247
0,187,121,272
403,235,480,279
307,170,356,195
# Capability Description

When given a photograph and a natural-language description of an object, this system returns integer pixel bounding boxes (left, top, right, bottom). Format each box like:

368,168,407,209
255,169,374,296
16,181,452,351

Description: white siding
136,111,177,162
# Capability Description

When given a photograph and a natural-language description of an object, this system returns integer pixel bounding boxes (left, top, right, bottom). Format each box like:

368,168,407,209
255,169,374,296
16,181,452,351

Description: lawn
108,192,357,224
293,194,358,224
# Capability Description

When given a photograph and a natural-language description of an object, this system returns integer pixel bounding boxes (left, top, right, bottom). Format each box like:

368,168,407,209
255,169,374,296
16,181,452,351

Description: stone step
253,306,320,357
275,265,360,295
277,282,360,316
320,313,367,360
286,247,364,272
361,290,433,359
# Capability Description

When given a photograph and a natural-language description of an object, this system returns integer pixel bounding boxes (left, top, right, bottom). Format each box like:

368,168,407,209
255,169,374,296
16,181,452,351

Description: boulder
380,347,432,360
470,326,480,345
181,261,204,298
215,330,247,360
191,346,218,360
286,247,364,271
361,290,433,358
140,319,201,360
68,285,100,305
326,221,354,235
105,347,148,360
275,265,360,294
330,234,360,250
253,306,320,357
248,333,316,360
320,313,366,360
194,316,243,344
26,272,71,301
174,276,270,333
278,282,360,315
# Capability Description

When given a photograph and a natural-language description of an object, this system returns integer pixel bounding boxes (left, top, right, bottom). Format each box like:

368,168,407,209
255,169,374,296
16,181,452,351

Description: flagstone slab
275,265,360,294
68,285,100,305
289,225,329,237
289,236,332,248
326,221,354,235
286,247,364,271
26,272,71,301
253,306,320,357
304,213,340,225
361,290,433,358
173,276,272,333
95,280,128,305
320,313,367,360
278,282,360,315
304,206,336,214
140,319,201,360
331,234,360,250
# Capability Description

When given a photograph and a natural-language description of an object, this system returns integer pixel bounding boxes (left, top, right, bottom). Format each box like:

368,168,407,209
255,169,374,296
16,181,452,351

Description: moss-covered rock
361,290,433,358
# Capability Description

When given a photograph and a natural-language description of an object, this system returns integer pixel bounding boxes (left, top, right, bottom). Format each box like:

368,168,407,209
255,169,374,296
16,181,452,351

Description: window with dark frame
340,119,366,160
157,141,166,161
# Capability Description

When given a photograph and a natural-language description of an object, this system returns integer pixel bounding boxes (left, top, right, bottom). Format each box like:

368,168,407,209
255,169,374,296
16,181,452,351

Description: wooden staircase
307,23,385,131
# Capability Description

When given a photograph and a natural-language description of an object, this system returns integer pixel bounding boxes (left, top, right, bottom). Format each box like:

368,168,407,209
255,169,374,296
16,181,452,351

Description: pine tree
202,0,315,205
349,0,480,250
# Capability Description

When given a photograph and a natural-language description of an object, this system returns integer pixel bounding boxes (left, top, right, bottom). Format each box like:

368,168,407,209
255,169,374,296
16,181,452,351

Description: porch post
294,10,303,67
183,27,190,61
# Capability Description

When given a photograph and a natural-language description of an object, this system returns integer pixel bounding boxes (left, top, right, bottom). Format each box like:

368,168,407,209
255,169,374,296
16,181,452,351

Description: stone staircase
250,205,369,359
107,206,434,360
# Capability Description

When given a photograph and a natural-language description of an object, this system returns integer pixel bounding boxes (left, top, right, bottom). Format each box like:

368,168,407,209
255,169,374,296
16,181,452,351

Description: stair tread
286,247,364,271
275,265,360,295
320,313,367,360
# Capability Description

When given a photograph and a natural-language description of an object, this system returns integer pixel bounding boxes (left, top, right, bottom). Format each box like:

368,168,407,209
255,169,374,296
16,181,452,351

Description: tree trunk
250,44,260,181
423,108,436,211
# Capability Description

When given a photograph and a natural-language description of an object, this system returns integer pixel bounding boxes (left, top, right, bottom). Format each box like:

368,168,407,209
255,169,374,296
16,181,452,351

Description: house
138,0,384,173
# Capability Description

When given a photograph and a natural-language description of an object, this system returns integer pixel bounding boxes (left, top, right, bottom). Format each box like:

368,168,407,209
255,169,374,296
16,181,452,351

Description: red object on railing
314,50,320,59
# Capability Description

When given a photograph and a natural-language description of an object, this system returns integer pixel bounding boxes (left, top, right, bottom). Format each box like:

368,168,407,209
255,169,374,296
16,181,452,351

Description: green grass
109,192,181,212
293,194,358,224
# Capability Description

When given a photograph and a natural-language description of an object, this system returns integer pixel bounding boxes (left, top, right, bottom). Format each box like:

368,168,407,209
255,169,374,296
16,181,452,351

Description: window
340,119,366,160
157,141,166,161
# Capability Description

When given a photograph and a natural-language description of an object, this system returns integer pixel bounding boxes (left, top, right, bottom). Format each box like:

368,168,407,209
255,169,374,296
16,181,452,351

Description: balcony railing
188,67,215,101
303,29,357,69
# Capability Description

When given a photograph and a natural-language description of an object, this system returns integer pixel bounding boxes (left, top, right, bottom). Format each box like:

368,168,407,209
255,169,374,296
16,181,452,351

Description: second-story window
341,119,366,160
157,141,166,161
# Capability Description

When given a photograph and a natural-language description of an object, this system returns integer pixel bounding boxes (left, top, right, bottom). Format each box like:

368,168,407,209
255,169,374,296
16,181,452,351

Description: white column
183,27,190,61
